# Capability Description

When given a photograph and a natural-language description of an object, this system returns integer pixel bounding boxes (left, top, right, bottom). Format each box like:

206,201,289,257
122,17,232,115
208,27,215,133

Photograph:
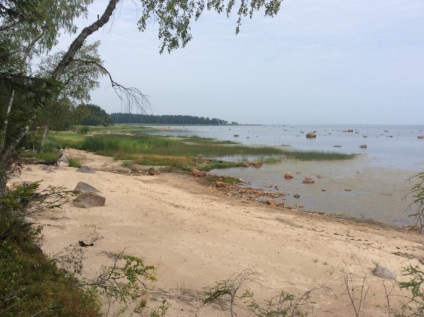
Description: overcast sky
69,0,424,125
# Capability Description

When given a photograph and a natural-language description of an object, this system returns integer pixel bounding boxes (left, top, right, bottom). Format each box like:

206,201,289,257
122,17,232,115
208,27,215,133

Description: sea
146,124,424,227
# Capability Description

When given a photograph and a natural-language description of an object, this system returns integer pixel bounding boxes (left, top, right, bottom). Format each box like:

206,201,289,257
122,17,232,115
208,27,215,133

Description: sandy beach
16,149,424,317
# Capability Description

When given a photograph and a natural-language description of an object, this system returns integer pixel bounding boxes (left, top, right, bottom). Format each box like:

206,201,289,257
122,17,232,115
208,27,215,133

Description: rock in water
306,132,317,138
283,172,294,180
302,177,315,184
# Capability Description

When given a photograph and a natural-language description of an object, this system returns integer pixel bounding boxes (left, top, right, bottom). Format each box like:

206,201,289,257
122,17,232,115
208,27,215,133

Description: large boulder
73,192,106,208
306,132,317,139
74,182,101,193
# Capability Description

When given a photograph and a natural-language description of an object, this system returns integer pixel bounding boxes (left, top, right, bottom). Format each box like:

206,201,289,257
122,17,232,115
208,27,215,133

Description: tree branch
51,0,121,80
72,59,150,113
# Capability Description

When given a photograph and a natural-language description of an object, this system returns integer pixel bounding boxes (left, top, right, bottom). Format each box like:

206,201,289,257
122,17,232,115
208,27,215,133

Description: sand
16,149,424,317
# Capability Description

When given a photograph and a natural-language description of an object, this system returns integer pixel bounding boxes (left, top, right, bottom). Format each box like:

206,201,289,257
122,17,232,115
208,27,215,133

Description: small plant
68,157,82,168
397,265,424,316
202,269,315,317
150,299,170,317
121,160,133,168
80,251,157,315
406,173,424,232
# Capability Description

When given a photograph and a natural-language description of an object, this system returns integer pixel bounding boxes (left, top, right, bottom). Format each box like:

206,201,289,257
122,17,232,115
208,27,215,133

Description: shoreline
16,149,424,316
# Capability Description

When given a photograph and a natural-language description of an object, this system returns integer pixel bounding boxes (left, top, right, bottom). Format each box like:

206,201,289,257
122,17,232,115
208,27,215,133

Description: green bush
0,184,101,317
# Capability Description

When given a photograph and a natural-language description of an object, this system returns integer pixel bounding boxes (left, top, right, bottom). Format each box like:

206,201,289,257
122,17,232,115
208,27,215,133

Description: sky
67,0,424,125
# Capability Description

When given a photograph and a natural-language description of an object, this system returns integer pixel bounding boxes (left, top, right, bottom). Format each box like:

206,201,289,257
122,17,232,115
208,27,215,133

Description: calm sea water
147,124,424,226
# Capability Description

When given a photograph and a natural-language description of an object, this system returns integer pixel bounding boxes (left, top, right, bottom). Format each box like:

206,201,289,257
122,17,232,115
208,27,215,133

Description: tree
80,104,113,126
1,0,284,196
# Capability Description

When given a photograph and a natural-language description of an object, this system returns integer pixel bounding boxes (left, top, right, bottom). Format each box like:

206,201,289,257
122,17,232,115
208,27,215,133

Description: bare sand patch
17,149,424,316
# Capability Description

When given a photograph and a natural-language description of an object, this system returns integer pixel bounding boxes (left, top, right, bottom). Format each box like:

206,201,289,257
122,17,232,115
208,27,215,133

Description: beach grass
40,127,355,169
285,150,356,161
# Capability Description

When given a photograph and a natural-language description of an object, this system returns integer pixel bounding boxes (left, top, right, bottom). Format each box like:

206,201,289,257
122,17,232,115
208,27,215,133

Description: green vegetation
287,150,356,161
111,113,233,125
20,151,59,164
207,176,241,184
0,183,163,317
68,158,82,168
79,104,113,126
0,184,101,317
407,172,424,232
40,128,355,172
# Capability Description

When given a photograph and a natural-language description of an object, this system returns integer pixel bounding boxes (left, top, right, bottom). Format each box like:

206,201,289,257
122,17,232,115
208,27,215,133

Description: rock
345,188,352,192
148,167,160,176
316,174,323,179
302,177,315,184
7,180,33,189
73,192,106,208
283,172,294,180
322,189,327,192
23,216,37,224
26,167,33,171
77,166,96,173
234,134,239,137
79,240,94,247
372,264,397,280
267,199,277,207
74,182,101,194
191,168,206,177
249,162,263,168
359,144,367,149
215,181,227,188
306,131,316,139
293,194,300,199
56,152,69,167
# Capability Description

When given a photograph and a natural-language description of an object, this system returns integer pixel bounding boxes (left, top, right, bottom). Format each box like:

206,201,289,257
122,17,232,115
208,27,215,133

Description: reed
284,150,355,161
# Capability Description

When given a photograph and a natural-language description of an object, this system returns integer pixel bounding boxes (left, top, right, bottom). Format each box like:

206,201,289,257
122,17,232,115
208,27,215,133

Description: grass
20,151,59,164
68,158,82,168
285,150,356,161
38,126,355,170
207,176,241,184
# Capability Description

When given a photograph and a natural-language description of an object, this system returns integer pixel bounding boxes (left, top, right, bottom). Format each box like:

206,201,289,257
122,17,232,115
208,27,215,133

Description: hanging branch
72,59,150,113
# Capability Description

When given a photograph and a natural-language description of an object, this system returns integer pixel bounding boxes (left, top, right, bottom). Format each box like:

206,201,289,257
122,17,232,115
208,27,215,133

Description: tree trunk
0,90,15,153
39,125,48,153
0,0,121,198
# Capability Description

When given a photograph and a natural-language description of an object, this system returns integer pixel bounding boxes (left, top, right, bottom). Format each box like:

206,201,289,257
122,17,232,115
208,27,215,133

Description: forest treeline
110,113,237,125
